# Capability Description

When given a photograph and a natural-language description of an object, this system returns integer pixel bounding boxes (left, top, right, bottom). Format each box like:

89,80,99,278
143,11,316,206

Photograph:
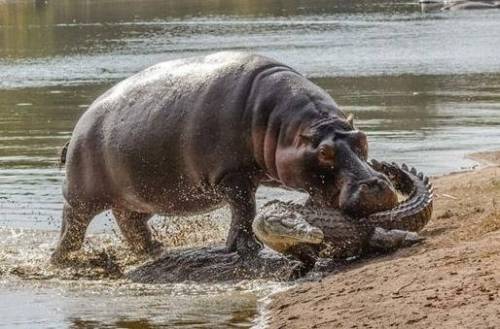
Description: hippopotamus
51,52,398,264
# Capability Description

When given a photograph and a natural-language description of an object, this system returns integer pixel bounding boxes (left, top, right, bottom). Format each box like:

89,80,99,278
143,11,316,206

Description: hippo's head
275,114,398,218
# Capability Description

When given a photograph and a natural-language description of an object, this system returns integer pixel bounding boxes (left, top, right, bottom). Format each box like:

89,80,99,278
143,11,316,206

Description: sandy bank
266,150,500,329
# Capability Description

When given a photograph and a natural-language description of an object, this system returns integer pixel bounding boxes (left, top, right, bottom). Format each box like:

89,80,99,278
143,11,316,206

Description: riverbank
266,150,500,328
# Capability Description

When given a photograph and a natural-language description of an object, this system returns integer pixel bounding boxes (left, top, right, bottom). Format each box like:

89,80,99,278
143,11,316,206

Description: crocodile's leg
368,227,425,251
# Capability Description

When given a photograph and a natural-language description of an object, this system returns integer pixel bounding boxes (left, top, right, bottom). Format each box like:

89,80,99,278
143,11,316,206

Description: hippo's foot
148,240,164,257
134,239,164,259
120,238,164,260
238,237,263,259
368,228,425,251
226,230,263,259
50,250,72,266
51,202,95,266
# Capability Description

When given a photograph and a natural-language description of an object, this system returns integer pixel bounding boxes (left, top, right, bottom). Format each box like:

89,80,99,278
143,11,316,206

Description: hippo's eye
318,144,335,168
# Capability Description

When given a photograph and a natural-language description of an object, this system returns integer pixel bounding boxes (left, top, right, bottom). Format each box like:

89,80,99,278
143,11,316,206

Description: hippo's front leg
217,173,262,257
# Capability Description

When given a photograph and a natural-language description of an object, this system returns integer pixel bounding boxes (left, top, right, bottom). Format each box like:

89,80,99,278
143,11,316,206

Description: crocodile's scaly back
361,161,433,232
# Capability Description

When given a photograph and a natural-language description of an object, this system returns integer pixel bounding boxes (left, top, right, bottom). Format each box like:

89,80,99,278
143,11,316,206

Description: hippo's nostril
378,174,392,185
376,178,388,188
354,176,395,196
359,177,384,188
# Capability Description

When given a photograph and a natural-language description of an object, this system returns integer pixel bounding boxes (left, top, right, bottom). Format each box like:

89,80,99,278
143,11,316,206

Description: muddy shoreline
265,150,500,329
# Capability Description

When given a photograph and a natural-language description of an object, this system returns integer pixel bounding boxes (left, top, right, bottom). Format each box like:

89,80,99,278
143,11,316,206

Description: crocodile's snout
253,207,324,254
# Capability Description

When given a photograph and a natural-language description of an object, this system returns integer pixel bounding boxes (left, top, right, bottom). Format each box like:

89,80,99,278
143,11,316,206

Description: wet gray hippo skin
52,52,396,263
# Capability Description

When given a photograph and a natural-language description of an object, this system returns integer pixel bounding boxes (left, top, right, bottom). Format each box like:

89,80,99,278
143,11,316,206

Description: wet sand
266,150,500,328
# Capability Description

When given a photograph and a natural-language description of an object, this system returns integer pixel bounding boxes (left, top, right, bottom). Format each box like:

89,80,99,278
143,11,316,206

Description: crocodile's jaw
253,213,324,253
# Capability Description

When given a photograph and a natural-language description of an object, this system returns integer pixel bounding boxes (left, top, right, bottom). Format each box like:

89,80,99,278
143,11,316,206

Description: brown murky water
1,0,500,328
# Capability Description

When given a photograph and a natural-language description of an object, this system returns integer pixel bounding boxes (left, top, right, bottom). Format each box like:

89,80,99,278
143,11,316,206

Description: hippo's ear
317,142,335,168
346,113,354,128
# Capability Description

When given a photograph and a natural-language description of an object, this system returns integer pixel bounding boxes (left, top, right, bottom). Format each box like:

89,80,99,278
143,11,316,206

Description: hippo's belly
116,187,225,216
111,174,226,215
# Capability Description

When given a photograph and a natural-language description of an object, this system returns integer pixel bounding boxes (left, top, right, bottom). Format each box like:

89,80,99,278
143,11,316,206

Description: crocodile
253,161,433,267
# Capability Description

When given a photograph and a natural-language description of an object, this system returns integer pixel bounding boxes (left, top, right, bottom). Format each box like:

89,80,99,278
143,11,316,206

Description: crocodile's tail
362,161,434,232
59,141,70,167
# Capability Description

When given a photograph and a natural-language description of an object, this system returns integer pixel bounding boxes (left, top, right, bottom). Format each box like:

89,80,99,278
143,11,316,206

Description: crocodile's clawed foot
400,231,426,247
289,260,314,280
369,227,425,251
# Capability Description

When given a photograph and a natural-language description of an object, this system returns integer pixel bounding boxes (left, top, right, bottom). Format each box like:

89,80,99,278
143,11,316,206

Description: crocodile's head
253,204,324,254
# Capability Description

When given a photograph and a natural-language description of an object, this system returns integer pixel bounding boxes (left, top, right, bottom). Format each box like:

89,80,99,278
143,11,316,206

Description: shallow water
1,0,500,328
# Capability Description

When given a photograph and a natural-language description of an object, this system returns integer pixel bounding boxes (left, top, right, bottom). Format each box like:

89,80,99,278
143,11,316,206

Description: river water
1,0,500,328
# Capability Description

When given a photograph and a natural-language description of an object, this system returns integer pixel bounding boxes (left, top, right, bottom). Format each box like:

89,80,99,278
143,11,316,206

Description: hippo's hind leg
51,202,100,265
112,208,162,256
217,173,262,257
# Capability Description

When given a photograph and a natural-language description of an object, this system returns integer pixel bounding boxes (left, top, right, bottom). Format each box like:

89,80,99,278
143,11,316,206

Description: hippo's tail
59,141,70,167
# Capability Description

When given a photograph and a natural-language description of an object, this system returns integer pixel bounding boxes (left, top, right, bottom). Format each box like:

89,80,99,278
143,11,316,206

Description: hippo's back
64,52,293,211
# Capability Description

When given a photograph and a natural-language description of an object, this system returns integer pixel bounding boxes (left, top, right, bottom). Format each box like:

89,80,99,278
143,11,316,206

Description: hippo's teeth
411,167,417,175
402,163,409,171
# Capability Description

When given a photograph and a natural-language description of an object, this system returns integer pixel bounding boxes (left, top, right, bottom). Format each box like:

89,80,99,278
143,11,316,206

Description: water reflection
69,316,252,329
2,0,500,88
70,319,162,329
0,278,262,329
0,85,106,168
318,74,500,131
68,316,253,329
3,0,398,60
